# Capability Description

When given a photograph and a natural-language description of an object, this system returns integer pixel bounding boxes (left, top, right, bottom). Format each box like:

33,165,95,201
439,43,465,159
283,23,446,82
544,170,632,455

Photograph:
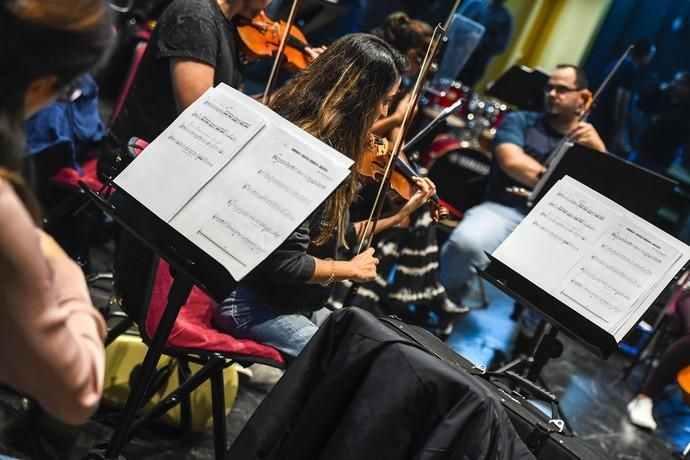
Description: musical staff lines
539,211,587,242
555,191,606,221
590,255,641,288
600,243,653,276
196,228,248,266
271,153,328,190
560,290,611,323
209,215,262,253
610,231,663,264
202,99,252,129
167,134,212,166
190,112,237,143
242,184,295,220
224,203,280,239
546,201,597,232
578,266,633,300
258,169,311,206
530,220,579,249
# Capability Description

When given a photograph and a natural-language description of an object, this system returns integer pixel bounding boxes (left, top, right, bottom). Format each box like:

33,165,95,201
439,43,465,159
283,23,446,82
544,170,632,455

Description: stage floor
0,245,686,459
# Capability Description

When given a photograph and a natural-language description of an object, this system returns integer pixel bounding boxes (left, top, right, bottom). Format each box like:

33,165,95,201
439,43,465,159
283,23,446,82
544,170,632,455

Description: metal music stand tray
80,181,239,460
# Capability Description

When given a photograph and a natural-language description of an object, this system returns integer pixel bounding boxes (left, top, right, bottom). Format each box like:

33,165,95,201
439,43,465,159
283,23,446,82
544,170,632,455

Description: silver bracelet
320,257,336,286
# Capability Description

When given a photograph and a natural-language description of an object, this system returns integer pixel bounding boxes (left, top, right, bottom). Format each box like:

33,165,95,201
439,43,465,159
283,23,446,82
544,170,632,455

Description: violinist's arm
372,114,404,138
352,213,407,239
495,142,546,188
372,92,414,137
352,177,437,237
170,58,215,113
309,248,378,284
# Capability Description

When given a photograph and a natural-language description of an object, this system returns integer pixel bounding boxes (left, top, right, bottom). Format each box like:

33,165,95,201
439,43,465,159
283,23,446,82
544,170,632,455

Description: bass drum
425,143,492,216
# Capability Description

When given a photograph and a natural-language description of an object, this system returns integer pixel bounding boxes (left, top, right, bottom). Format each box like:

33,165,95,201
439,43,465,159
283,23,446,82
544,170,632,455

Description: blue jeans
213,287,329,364
439,201,525,300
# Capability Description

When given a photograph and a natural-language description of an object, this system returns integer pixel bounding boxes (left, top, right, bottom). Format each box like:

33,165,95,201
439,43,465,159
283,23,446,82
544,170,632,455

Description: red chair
88,138,285,460
91,256,285,460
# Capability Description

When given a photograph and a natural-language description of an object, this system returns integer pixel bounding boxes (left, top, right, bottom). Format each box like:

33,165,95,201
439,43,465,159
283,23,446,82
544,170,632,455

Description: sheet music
494,176,690,342
170,124,351,279
114,84,353,280
115,86,265,221
494,177,613,292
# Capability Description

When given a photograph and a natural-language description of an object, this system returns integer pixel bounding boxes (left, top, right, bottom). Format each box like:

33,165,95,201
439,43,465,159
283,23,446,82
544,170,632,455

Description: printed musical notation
494,176,690,342
531,219,581,248
241,184,295,220
493,176,613,292
202,99,252,129
114,86,265,222
258,168,311,207
115,83,353,280
167,134,214,166
172,123,349,280
554,191,606,222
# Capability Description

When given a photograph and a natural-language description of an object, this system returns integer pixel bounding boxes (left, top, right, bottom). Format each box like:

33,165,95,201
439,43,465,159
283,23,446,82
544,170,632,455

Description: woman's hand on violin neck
304,46,327,63
348,247,379,283
398,177,436,218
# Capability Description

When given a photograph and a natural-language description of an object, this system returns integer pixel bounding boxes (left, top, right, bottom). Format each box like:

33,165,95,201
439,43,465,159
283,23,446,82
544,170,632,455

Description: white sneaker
627,395,657,430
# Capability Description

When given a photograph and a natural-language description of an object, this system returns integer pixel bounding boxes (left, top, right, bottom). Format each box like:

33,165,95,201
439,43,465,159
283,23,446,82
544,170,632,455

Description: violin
237,11,310,72
360,134,449,222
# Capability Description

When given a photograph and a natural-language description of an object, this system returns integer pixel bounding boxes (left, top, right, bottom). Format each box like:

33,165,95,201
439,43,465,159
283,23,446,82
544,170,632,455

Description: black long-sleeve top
240,207,356,313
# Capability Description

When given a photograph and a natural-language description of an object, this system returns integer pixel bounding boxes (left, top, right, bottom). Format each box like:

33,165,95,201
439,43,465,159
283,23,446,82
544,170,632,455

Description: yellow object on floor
103,333,239,431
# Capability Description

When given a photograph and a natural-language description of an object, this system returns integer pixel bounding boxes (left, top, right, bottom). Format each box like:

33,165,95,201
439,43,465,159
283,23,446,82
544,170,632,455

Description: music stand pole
403,98,465,155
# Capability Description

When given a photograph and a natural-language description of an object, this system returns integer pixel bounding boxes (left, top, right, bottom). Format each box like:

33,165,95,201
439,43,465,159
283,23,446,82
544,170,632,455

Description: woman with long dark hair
0,0,112,425
213,33,438,362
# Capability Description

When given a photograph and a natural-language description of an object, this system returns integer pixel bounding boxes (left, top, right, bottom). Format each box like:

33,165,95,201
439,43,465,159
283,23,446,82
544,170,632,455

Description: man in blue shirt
439,65,606,302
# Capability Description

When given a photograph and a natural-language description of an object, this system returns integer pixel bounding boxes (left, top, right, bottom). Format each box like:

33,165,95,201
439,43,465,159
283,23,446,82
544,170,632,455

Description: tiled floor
450,279,690,460
0,245,688,459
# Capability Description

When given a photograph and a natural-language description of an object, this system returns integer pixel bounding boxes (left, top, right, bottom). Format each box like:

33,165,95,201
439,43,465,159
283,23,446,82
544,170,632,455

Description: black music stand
529,142,677,221
480,152,683,417
485,65,550,111
82,182,239,460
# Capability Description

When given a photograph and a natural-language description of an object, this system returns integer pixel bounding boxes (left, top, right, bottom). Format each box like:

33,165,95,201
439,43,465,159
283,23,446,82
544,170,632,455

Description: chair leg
177,358,193,438
210,356,228,460
128,356,225,437
104,316,134,347
102,275,193,459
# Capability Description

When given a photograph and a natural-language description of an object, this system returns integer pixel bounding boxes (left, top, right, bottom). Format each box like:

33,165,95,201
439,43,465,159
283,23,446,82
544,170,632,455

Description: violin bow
356,24,447,254
443,0,464,30
262,0,303,105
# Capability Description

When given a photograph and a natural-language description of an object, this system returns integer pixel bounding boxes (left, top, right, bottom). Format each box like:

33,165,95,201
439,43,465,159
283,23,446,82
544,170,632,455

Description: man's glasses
543,84,581,95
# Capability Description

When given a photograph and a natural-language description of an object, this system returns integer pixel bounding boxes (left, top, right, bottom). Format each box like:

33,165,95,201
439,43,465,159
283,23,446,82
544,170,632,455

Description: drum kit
417,78,508,215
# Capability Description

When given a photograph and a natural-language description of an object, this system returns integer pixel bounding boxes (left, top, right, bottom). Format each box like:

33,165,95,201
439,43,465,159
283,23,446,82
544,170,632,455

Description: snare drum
423,137,492,214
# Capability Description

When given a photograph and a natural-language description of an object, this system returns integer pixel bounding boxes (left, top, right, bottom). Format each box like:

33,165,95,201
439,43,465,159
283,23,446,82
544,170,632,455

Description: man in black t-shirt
108,0,328,147
109,0,268,146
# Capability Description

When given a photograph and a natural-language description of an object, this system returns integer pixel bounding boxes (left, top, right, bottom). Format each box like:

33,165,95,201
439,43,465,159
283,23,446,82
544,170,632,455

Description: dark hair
631,38,655,59
555,64,589,90
270,33,406,247
0,0,112,221
371,12,432,57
